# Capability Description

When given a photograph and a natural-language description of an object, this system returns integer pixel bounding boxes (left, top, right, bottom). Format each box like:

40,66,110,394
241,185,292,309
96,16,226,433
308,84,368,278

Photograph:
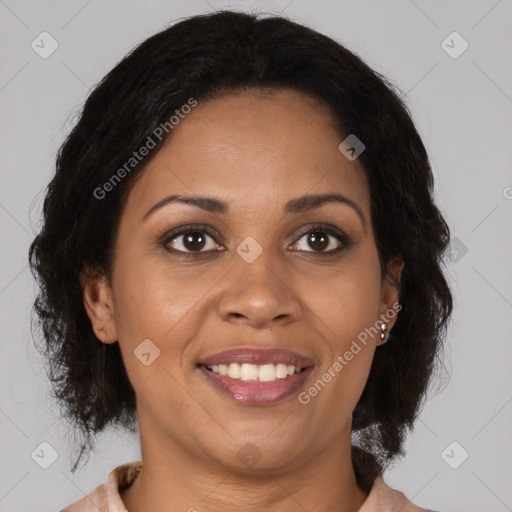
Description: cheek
298,266,381,421
109,257,196,413
109,246,224,394
298,248,383,343
111,244,207,339
296,249,382,405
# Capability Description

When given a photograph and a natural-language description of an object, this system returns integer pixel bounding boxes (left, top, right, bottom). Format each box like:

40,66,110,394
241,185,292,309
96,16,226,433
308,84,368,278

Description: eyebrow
142,193,366,228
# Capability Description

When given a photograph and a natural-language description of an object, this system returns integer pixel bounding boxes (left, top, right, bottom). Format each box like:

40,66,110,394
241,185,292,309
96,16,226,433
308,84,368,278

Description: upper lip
197,348,314,368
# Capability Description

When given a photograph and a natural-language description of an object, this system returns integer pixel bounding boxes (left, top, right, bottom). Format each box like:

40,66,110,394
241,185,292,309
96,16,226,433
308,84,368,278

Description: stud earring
379,323,389,343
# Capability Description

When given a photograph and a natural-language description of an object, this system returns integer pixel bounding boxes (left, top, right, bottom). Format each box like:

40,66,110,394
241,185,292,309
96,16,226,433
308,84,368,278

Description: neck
121,419,368,512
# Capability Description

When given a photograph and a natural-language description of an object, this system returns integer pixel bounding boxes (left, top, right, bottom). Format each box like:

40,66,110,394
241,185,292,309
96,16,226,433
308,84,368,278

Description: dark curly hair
28,10,452,492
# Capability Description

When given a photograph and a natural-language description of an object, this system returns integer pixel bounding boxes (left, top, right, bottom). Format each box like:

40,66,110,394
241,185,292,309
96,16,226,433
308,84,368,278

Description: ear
378,257,404,344
80,267,118,344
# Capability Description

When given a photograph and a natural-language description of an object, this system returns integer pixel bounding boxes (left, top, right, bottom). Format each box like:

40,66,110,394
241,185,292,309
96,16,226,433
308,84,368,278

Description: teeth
259,364,276,382
276,364,289,379
227,363,241,379
240,363,259,381
205,363,303,381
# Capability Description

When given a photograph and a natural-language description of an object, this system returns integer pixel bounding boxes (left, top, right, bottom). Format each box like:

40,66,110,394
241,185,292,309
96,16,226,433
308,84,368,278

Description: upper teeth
206,363,301,382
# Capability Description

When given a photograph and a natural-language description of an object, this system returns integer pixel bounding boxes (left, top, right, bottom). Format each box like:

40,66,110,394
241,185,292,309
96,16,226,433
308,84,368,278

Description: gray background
1,1,511,511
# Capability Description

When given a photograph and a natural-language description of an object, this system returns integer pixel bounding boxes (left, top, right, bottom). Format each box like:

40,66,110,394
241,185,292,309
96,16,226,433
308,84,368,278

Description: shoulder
60,460,142,512
359,475,441,512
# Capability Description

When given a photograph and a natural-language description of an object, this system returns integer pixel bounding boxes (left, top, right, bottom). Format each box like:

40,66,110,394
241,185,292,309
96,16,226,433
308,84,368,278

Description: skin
82,88,403,512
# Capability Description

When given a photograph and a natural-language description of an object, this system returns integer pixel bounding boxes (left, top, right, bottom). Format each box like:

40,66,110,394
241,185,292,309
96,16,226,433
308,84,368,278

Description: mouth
196,348,314,405
201,362,307,381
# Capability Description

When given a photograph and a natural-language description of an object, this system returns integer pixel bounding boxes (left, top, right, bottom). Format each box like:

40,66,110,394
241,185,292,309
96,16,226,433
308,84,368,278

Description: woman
29,10,452,512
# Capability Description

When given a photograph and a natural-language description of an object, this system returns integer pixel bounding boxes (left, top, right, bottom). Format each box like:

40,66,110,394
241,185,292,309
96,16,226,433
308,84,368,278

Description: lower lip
198,365,314,405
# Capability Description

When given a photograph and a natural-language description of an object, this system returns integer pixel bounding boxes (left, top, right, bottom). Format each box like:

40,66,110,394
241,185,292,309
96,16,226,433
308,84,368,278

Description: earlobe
80,268,118,344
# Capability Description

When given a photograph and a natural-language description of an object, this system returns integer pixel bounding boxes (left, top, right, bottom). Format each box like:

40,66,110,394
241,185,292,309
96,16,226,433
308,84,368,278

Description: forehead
124,88,370,218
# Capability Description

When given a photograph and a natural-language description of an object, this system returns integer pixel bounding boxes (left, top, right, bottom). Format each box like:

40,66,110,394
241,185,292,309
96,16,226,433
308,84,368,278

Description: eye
290,224,351,255
162,225,223,256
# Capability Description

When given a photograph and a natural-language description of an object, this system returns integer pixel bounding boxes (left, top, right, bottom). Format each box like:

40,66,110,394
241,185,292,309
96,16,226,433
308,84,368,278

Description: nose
217,250,302,329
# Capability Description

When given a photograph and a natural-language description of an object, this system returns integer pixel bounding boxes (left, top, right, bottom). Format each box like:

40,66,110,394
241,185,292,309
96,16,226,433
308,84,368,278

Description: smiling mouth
196,347,314,404
201,362,307,382
197,363,314,405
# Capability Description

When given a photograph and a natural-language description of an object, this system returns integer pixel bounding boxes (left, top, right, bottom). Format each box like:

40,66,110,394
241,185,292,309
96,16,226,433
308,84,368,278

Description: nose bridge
217,241,301,327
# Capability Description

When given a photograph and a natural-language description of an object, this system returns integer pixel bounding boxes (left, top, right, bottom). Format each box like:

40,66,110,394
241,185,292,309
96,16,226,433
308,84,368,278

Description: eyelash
158,223,352,259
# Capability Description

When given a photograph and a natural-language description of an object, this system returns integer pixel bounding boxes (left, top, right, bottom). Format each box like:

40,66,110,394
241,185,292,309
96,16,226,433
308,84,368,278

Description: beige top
60,460,439,512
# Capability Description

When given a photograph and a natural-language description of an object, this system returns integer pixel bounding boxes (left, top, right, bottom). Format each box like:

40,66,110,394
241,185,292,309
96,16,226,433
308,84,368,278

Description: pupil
309,232,328,251
184,232,205,251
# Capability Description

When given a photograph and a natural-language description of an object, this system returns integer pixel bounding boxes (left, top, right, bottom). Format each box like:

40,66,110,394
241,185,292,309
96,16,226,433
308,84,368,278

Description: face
83,88,401,473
